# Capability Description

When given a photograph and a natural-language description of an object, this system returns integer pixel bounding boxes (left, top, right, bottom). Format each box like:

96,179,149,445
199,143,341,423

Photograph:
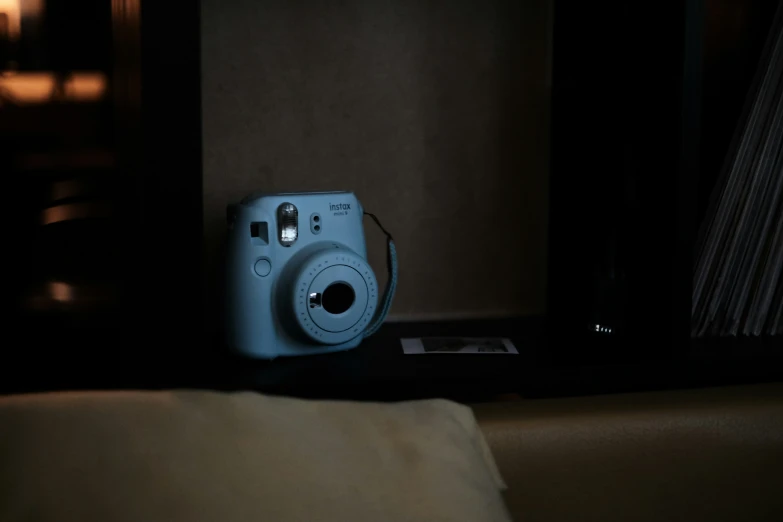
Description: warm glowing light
49,281,73,303
42,202,112,225
0,72,107,104
0,0,21,40
1,72,50,102
67,74,106,100
20,0,42,17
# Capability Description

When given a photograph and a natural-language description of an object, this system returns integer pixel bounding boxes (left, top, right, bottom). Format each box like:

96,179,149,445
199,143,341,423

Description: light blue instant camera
226,191,396,359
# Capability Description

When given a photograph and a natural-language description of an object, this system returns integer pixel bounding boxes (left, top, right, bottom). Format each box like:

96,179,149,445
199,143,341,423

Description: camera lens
322,283,355,315
290,248,379,344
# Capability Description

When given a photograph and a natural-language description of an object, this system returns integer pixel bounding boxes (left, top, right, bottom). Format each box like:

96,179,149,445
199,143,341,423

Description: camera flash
278,203,298,247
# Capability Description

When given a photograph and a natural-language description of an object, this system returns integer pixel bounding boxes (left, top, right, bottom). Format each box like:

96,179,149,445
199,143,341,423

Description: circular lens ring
292,246,378,344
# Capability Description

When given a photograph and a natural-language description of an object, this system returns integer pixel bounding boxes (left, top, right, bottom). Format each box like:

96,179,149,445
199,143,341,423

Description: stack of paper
693,5,783,337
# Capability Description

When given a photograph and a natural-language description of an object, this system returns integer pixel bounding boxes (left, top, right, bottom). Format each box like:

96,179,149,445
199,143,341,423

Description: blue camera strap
363,213,398,338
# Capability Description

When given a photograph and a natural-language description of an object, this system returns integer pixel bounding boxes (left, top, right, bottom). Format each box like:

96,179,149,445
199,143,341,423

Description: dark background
1,0,780,399
548,0,782,365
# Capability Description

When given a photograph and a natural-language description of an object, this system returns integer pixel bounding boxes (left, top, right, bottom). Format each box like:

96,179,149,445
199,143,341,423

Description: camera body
226,191,379,358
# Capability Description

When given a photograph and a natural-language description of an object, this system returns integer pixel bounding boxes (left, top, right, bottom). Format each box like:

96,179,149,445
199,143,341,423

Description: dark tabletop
3,317,781,401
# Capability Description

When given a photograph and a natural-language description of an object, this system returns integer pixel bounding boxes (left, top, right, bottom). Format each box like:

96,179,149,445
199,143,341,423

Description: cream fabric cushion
0,391,509,522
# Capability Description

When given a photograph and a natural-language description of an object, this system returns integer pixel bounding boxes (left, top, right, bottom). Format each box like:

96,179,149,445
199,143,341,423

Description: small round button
254,258,272,277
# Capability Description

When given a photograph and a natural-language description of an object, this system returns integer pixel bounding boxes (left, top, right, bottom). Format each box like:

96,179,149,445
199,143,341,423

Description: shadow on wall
202,0,551,328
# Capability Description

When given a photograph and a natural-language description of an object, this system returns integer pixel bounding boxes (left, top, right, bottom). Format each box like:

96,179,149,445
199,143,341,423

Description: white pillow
0,391,510,522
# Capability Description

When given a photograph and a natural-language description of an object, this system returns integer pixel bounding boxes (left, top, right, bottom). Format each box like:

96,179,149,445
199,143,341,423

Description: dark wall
201,0,552,321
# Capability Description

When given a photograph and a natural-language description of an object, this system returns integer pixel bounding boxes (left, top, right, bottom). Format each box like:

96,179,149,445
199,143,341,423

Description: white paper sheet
400,337,518,355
